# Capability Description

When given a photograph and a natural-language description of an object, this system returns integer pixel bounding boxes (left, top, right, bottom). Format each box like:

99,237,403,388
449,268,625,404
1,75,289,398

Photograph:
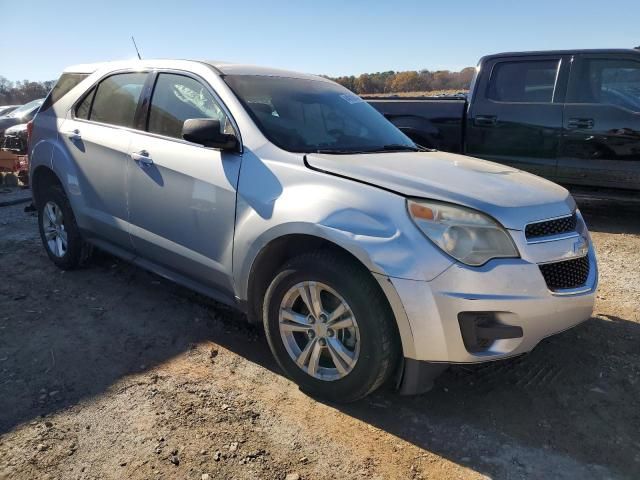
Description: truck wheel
262,250,399,403
37,185,90,270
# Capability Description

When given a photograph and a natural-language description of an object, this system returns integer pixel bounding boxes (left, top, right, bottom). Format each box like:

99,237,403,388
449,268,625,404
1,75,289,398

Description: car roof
62,62,112,74
62,59,332,83
480,48,640,62
202,61,332,81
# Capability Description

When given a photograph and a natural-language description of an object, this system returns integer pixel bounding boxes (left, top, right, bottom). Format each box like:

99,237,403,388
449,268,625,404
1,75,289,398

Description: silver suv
30,60,598,402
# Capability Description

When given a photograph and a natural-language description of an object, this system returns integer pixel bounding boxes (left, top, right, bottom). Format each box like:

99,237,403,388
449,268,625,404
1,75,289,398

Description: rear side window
568,58,640,112
40,73,89,112
488,60,560,103
75,87,96,120
89,73,147,128
147,73,230,139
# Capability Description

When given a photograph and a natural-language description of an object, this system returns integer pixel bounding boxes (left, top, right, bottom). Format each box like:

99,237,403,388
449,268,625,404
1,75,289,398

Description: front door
466,55,568,181
558,54,640,190
58,72,148,249
127,72,242,294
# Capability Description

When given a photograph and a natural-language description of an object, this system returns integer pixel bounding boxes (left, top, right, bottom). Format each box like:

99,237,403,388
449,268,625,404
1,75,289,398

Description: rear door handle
474,115,497,127
567,118,594,129
64,129,81,141
131,150,153,166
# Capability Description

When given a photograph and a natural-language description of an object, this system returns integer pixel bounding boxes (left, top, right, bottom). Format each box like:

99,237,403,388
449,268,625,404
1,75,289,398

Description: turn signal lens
408,202,434,220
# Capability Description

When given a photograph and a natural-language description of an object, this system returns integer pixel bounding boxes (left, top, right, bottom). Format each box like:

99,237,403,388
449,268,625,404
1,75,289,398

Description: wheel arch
31,165,64,209
242,231,417,359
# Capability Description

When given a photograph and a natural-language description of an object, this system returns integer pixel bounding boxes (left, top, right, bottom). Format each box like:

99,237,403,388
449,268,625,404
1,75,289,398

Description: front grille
525,213,577,240
539,255,590,290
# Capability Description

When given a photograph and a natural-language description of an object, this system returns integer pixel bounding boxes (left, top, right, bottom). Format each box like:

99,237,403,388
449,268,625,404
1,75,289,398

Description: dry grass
362,89,467,98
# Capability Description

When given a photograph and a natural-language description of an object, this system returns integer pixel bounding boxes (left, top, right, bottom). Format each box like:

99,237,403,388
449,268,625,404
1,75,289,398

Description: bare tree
330,67,474,95
0,76,53,106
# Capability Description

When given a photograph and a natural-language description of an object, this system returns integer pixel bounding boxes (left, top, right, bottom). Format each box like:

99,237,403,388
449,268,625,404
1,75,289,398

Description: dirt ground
0,192,638,480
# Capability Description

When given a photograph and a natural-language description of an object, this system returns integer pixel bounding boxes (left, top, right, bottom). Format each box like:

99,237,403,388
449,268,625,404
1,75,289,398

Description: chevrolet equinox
29,60,598,402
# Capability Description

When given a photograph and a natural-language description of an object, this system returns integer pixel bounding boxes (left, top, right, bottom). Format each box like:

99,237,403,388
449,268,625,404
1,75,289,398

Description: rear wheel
263,251,399,403
37,185,89,269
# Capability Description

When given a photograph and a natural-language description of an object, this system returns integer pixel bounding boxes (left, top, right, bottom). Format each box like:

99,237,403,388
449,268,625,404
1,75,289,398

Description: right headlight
407,199,519,266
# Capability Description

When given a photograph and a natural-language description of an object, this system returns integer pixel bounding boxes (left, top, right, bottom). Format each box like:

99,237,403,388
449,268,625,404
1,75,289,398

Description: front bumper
390,247,597,364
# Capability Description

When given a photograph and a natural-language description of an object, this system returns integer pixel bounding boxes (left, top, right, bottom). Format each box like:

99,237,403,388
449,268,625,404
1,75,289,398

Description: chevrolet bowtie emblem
573,238,589,256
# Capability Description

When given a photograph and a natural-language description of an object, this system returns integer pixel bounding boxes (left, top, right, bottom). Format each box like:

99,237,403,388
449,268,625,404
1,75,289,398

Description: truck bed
365,97,467,153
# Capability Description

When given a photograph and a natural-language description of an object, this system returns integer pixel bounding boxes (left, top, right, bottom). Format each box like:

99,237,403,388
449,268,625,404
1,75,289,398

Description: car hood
305,151,575,230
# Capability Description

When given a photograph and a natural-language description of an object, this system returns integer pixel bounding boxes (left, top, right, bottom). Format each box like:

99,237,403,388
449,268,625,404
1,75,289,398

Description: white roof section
204,61,333,82
63,62,111,74
62,59,332,83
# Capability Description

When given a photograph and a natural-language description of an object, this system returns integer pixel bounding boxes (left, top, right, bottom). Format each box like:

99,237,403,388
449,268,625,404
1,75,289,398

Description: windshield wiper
377,144,423,152
313,144,430,155
314,149,369,154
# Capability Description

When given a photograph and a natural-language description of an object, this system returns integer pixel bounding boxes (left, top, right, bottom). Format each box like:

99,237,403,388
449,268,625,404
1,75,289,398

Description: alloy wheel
278,281,360,381
42,201,67,258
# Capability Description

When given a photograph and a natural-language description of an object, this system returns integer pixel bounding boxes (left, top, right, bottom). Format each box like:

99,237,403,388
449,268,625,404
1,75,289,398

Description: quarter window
75,87,96,120
89,73,147,128
488,60,560,103
41,73,89,112
147,73,231,139
568,58,640,112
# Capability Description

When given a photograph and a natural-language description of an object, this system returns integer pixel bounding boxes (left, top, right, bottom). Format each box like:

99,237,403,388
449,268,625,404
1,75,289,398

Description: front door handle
567,118,594,129
474,115,497,127
64,129,81,141
131,150,153,166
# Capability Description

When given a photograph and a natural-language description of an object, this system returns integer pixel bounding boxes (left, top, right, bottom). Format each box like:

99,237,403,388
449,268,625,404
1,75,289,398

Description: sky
2,0,639,82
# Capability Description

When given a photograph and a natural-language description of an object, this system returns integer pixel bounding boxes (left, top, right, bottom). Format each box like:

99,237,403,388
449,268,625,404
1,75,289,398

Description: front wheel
262,251,400,403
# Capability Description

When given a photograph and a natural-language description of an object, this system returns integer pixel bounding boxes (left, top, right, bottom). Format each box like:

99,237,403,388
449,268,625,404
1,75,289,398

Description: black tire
37,185,90,270
263,250,400,403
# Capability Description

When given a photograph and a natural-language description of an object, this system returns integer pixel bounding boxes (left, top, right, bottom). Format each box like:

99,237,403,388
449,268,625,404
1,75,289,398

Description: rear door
126,71,242,294
58,71,148,248
558,53,640,190
466,54,569,180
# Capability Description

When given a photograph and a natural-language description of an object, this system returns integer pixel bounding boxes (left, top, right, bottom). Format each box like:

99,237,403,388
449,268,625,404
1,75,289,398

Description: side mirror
182,118,238,150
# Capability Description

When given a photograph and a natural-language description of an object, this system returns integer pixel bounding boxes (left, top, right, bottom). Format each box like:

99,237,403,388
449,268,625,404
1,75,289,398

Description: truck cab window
569,58,640,112
487,60,559,103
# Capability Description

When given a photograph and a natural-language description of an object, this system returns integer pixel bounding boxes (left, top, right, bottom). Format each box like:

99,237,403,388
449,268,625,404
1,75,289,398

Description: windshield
9,99,44,118
223,75,415,153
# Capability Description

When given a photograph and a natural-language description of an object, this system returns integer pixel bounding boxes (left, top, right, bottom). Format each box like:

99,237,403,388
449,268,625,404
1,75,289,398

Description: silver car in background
0,98,44,135
29,60,597,402
0,105,20,117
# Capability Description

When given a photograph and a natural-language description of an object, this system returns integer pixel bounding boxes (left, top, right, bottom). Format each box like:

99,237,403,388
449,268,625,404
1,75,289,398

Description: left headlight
407,199,519,266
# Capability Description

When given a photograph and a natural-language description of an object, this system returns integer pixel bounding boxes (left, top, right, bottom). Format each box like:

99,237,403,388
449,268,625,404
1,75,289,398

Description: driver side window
147,73,233,139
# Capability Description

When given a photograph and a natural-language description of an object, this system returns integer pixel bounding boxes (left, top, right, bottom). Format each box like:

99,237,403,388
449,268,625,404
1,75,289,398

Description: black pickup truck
367,49,640,195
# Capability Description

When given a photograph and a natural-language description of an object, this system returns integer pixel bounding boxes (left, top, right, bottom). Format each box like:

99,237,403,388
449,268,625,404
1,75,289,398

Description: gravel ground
0,193,638,480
